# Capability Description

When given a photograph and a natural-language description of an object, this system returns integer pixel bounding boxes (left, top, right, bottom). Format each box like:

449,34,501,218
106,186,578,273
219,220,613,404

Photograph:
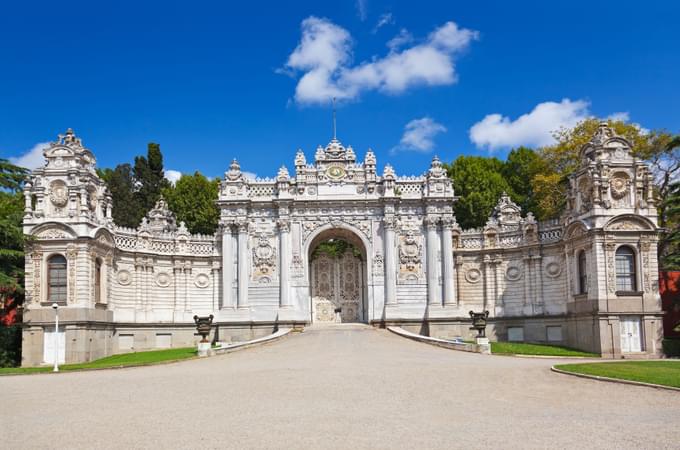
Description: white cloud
356,0,367,21
8,142,50,170
469,99,591,151
393,117,447,153
607,111,630,122
165,170,182,185
372,13,394,33
283,17,478,105
386,28,413,51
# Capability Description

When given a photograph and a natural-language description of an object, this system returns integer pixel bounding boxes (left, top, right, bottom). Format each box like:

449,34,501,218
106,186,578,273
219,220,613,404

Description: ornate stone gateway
310,241,365,323
19,125,666,366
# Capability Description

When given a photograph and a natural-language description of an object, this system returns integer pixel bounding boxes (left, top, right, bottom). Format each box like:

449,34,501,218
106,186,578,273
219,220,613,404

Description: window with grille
95,258,102,303
578,251,587,294
48,255,67,303
615,246,637,292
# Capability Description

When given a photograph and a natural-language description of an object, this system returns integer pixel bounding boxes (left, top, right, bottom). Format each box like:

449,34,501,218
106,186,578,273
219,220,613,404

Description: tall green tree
0,159,28,294
99,164,145,228
134,143,171,213
99,142,172,228
162,172,220,235
502,146,545,215
445,156,515,229
660,179,680,270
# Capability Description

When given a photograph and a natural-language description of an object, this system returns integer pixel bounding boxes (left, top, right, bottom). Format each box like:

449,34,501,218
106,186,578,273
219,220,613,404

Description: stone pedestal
197,341,211,357
475,337,491,354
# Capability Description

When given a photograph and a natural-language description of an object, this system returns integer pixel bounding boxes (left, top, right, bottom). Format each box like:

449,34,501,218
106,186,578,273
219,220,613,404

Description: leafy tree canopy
99,143,171,228
162,171,220,235
0,160,28,294
444,156,516,229
535,118,676,219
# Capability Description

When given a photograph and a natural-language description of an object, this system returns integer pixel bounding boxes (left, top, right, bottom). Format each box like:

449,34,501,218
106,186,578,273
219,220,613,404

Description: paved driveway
2,325,678,449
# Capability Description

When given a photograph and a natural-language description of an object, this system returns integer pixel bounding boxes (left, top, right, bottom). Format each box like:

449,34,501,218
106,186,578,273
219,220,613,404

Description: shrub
0,324,22,367
662,338,680,357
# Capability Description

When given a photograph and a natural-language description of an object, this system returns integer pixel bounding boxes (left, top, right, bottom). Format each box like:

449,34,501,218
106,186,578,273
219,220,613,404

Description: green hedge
662,338,680,357
0,325,22,368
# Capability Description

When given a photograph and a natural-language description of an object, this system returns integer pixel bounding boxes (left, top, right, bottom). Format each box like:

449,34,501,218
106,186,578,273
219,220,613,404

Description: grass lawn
491,341,600,357
554,361,680,388
0,347,196,375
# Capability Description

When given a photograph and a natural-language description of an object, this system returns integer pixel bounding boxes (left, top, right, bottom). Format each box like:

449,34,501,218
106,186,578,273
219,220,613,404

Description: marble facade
20,124,664,366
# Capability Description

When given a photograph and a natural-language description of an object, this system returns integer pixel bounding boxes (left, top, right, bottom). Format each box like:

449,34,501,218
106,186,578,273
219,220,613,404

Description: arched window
578,251,587,294
48,255,67,303
95,258,102,304
615,246,637,292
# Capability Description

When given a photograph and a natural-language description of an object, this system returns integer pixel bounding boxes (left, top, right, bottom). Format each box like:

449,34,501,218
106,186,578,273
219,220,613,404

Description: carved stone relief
505,265,522,282
49,180,68,207
252,234,277,282
398,230,422,280
605,241,617,293
464,265,482,284
156,272,171,288
544,259,562,278
117,269,132,285
194,273,210,288
32,251,42,302
37,228,70,240
66,244,77,303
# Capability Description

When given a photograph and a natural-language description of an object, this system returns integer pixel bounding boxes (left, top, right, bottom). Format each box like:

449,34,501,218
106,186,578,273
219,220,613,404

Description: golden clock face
326,165,346,179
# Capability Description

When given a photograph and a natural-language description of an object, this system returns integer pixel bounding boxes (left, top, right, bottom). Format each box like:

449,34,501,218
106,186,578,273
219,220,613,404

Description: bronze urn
469,310,489,338
193,314,214,343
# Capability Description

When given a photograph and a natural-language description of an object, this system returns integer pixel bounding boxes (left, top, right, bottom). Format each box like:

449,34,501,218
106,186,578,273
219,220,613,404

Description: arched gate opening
307,228,367,324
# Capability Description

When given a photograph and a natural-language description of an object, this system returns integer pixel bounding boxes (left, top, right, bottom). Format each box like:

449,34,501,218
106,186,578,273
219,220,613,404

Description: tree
637,134,680,230
134,143,171,213
162,172,220,235
99,142,172,229
100,164,145,228
502,146,546,216
0,159,28,361
534,118,675,219
0,159,28,295
660,180,680,269
445,156,515,229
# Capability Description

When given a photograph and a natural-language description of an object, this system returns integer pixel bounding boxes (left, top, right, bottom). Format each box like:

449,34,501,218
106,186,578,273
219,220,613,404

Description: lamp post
51,303,59,372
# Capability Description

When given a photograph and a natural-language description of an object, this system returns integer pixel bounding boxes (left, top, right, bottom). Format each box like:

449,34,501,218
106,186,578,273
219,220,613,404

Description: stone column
237,222,249,308
455,255,463,306
278,219,292,308
384,218,397,305
441,220,455,306
425,217,440,305
221,224,234,308
238,221,250,308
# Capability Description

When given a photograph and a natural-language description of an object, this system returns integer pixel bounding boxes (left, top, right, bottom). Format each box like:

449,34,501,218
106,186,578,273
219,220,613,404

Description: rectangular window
507,327,524,342
155,333,172,349
546,326,563,342
578,252,587,294
615,254,636,291
118,334,134,351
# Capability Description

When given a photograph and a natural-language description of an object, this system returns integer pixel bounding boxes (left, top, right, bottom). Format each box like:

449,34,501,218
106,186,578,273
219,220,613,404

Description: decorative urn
469,310,490,338
193,314,214,343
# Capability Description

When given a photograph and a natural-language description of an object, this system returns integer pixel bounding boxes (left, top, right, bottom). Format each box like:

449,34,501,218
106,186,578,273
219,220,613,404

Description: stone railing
112,225,218,256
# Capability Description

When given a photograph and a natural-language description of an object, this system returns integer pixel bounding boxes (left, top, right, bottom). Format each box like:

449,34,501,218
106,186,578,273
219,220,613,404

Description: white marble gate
310,251,364,323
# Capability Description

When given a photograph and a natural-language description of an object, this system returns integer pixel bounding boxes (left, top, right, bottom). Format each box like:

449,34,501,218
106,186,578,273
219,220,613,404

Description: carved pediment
605,215,655,231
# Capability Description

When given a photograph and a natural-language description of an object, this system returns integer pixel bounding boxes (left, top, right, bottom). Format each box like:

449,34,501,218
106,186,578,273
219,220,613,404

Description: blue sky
2,0,679,181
